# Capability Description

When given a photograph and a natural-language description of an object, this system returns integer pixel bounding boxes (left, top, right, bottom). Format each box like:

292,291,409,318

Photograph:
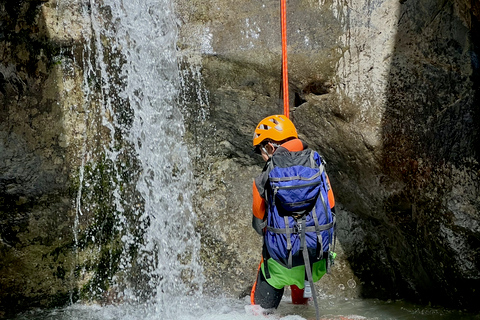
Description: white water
72,0,203,312
14,296,476,320
99,0,203,303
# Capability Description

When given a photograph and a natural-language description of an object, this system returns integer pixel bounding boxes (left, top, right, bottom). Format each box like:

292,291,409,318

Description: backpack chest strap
266,220,334,234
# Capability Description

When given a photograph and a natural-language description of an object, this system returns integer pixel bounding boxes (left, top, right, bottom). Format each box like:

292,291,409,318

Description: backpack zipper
273,180,321,191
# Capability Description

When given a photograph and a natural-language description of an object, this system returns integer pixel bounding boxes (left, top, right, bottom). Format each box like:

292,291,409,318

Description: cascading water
57,1,264,318
64,0,258,318
71,0,206,314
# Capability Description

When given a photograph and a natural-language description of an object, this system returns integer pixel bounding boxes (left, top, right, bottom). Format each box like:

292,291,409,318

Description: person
250,114,336,311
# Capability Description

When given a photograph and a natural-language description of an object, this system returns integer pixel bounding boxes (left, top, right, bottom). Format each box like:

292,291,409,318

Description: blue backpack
263,149,335,270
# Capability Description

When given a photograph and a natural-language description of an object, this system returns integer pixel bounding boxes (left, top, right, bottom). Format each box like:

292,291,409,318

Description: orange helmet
253,115,298,146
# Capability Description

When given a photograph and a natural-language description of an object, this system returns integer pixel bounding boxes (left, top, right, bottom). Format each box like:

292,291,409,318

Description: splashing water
71,0,204,315
102,0,200,297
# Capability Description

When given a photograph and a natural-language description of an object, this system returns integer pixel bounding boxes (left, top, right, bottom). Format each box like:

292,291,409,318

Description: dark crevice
302,80,331,96
294,80,332,108
294,91,306,108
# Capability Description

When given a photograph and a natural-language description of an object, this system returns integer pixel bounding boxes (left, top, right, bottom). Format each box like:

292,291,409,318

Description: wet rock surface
0,1,80,316
175,0,480,311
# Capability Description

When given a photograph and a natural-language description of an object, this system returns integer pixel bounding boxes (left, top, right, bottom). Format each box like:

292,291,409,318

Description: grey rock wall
175,0,480,310
0,0,123,316
0,0,80,316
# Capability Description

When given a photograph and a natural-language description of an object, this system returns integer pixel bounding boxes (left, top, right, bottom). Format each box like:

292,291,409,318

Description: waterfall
73,0,204,312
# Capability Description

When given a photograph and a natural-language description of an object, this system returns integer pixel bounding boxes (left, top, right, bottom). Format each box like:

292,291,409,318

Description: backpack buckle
295,223,302,234
291,225,298,234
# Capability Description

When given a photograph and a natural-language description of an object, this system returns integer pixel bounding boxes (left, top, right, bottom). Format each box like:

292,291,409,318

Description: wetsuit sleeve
252,180,266,235
252,180,265,219
326,174,335,209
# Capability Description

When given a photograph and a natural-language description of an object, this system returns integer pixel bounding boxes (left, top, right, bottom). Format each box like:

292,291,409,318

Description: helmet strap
264,142,279,158
261,146,270,158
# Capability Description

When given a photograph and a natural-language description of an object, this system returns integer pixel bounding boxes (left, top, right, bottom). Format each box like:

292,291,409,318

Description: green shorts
261,258,327,289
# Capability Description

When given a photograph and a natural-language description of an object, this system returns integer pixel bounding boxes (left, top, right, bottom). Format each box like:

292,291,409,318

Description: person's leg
252,268,284,309
290,285,309,304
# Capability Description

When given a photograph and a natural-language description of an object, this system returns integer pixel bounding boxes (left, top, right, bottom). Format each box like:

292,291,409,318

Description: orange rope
281,0,289,118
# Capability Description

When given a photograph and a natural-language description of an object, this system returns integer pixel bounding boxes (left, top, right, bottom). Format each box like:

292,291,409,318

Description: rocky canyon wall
0,0,479,316
1,1,144,316
175,0,480,310
0,0,83,315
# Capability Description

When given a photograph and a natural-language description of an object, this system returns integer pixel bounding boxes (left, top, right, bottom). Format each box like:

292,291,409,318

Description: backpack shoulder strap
254,159,274,198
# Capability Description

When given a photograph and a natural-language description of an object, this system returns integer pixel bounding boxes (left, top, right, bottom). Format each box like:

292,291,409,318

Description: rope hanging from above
281,0,289,118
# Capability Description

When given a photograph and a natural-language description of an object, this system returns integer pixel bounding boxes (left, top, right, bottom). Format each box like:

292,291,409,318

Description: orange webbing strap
281,0,289,118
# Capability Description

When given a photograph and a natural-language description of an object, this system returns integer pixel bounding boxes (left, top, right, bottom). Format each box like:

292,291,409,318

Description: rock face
0,1,80,316
376,0,479,307
0,0,130,316
175,0,480,311
0,0,479,316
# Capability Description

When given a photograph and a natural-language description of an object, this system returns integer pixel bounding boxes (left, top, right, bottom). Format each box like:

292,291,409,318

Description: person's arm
326,174,335,209
252,180,265,235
